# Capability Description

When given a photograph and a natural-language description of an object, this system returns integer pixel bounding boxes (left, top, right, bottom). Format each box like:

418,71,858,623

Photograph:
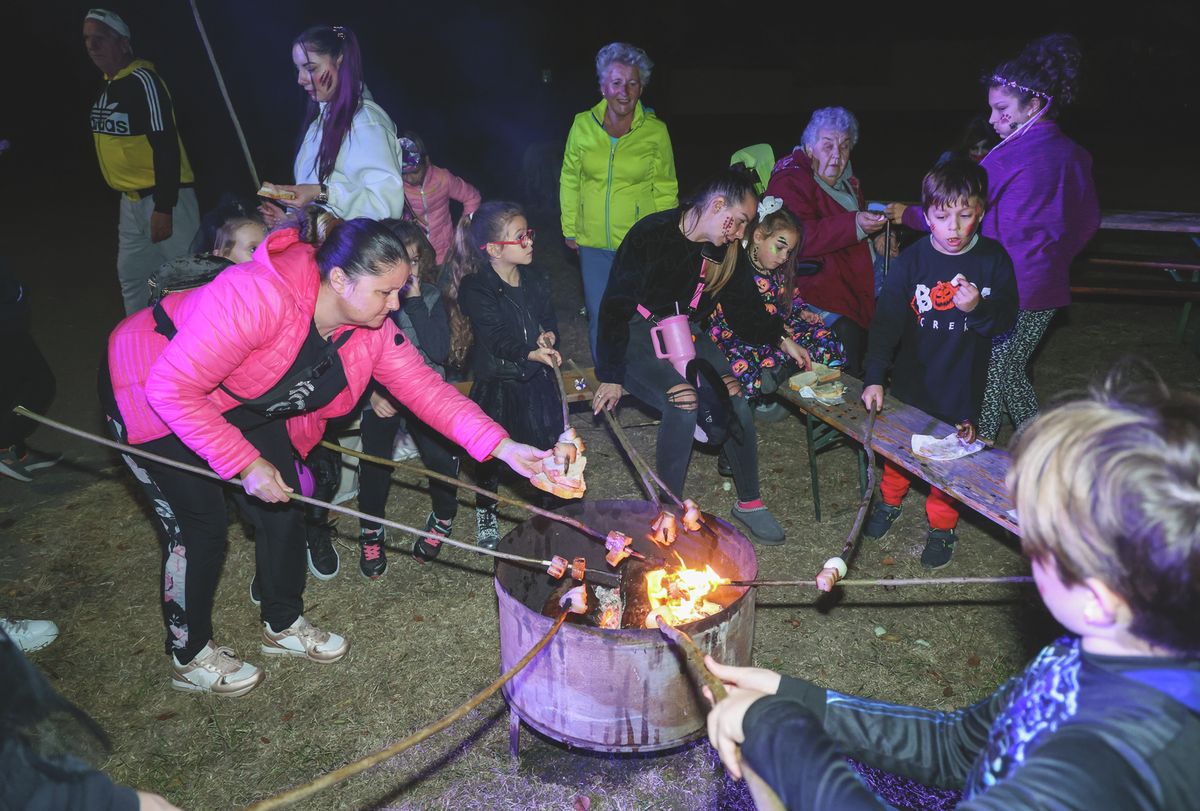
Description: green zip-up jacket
559,99,678,250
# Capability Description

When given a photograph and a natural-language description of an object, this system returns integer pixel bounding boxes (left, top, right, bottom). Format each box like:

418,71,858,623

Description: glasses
482,228,535,249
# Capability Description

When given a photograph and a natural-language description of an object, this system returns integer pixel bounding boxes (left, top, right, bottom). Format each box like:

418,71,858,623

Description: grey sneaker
863,502,903,540
921,529,957,570
731,503,786,545
261,616,348,663
476,508,500,550
171,641,263,696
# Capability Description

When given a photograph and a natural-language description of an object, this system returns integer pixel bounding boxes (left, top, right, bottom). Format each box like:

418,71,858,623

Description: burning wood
642,559,728,628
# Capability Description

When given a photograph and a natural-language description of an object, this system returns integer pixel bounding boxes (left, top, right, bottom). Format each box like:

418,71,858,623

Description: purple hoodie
903,120,1099,310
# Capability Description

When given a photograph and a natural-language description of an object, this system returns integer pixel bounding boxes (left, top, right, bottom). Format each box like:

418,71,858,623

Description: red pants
880,461,959,530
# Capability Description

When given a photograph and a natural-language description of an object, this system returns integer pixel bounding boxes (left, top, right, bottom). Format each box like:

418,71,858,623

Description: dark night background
8,1,1200,225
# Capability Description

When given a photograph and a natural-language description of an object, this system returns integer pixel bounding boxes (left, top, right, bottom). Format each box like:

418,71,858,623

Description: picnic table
778,374,1019,536
1079,210,1200,343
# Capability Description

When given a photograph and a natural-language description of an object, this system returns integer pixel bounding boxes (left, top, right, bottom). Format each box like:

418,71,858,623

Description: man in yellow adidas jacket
84,9,200,315
559,42,678,360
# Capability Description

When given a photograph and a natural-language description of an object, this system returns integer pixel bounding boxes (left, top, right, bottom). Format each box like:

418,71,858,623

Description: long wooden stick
728,575,1033,588
551,362,571,433
654,617,785,811
319,440,647,562
244,611,570,810
838,408,877,563
13,406,545,569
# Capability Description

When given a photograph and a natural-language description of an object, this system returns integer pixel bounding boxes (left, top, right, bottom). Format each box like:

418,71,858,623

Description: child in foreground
861,159,1018,568
704,366,1200,809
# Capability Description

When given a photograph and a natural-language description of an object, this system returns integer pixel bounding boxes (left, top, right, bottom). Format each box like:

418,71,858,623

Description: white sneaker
0,618,59,652
391,430,420,462
261,616,349,663
171,641,263,697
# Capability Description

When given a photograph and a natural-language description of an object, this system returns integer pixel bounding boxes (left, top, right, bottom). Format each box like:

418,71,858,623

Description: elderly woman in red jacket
766,107,888,376
102,213,551,697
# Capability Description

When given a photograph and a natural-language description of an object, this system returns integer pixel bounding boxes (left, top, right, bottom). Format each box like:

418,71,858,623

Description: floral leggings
708,270,846,404
978,308,1057,440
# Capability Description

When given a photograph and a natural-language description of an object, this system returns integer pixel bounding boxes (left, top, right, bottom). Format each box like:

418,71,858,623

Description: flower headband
991,74,1050,99
757,195,783,220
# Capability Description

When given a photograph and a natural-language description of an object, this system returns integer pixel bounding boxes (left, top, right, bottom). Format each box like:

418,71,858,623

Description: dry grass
3,257,1198,809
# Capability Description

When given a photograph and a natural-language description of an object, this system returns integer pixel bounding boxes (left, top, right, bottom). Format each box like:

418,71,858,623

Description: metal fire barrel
495,499,758,753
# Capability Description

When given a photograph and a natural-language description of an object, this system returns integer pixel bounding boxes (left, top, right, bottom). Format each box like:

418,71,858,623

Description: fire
643,555,728,628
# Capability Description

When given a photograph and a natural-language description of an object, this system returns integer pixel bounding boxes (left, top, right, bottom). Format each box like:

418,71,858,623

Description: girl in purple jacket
889,35,1100,441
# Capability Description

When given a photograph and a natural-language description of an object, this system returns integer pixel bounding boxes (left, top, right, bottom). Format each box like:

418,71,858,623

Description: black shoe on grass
863,502,902,540
921,528,957,569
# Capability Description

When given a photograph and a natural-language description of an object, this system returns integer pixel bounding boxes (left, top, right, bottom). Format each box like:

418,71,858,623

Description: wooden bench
778,374,1019,536
1070,256,1200,343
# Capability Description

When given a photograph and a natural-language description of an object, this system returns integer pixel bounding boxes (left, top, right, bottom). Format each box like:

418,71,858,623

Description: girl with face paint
257,26,407,228
887,34,1099,443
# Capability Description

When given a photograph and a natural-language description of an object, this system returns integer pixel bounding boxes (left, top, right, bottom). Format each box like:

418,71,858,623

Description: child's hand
369,390,399,418
780,337,812,372
704,654,783,696
883,202,908,225
705,685,768,780
798,307,823,326
536,330,556,349
862,385,884,412
492,438,553,478
404,273,422,299
527,347,561,368
258,201,288,228
951,273,980,312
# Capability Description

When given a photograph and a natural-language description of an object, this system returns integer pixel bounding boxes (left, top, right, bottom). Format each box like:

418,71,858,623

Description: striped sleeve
131,68,165,132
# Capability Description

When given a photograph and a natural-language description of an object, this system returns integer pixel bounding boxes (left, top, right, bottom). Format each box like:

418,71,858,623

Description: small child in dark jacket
704,366,1200,810
444,201,564,550
860,159,1018,568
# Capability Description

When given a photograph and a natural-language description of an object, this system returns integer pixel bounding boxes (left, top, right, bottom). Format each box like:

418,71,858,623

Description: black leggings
621,317,760,502
106,411,306,662
358,406,460,531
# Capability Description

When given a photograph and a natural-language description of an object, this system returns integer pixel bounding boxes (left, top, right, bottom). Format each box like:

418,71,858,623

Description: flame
599,605,622,630
643,563,728,628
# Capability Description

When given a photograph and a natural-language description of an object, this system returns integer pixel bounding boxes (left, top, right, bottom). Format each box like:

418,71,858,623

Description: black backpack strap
153,301,178,339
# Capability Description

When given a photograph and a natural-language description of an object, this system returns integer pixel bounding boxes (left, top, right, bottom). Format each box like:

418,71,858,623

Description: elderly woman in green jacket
560,41,678,359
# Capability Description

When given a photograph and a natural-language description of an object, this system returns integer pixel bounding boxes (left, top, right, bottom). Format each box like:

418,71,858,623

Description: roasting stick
726,574,1034,588
319,440,650,563
814,408,877,591
654,616,785,811
551,361,571,433
245,609,574,810
14,406,574,573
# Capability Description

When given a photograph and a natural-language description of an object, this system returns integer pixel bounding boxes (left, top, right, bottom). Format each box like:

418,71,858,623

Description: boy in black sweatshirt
860,159,1018,568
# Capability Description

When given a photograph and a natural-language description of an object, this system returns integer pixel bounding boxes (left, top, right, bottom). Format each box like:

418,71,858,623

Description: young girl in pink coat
399,131,481,263
103,213,551,697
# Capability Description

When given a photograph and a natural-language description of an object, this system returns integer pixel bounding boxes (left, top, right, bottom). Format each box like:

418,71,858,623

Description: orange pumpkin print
930,280,957,311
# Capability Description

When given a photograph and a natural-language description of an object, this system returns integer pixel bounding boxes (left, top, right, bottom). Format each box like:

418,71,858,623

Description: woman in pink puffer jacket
103,216,551,697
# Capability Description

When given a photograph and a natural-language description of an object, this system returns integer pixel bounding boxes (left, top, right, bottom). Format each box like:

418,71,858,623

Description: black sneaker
414,512,451,564
862,502,903,540
250,574,261,607
476,508,500,550
921,529,957,569
306,520,341,581
359,528,388,580
716,452,733,478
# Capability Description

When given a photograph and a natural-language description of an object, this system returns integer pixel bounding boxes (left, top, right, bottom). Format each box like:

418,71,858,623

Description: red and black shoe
359,528,387,580
413,512,452,564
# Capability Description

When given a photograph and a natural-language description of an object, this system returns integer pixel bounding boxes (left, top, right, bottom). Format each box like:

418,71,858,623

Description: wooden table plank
1099,210,1200,234
779,375,1019,535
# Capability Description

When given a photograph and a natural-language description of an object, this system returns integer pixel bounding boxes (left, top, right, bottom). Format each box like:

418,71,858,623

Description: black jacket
459,264,558,382
596,208,784,383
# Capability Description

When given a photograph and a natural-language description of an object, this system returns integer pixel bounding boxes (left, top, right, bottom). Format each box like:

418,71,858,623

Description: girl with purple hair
259,25,406,225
